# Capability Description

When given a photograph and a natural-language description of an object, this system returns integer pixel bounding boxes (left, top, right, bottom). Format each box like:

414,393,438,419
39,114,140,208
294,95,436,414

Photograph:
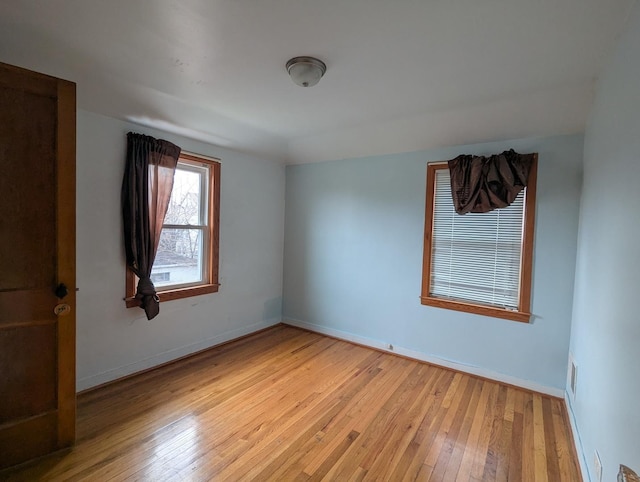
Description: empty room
1,0,639,481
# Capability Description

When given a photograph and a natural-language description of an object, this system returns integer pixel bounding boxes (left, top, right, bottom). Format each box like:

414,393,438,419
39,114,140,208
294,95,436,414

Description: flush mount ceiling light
286,56,326,87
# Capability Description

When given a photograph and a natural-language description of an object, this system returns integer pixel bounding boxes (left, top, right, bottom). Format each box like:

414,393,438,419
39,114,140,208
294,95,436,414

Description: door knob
55,283,69,299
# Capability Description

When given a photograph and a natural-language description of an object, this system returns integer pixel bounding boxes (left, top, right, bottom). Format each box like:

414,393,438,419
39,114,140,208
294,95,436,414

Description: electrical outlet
594,450,602,482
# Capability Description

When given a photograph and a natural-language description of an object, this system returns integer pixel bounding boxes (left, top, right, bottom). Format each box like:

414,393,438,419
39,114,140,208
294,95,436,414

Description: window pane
152,228,204,287
164,168,202,225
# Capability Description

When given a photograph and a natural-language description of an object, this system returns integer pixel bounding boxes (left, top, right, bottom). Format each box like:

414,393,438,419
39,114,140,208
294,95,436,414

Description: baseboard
565,391,591,481
77,318,282,392
283,318,565,398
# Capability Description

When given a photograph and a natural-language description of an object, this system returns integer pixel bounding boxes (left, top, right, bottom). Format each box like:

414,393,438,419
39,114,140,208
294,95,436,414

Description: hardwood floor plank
509,411,525,482
387,370,454,481
494,406,514,480
440,379,485,481
210,349,388,480
320,361,424,480
0,325,582,482
450,380,493,481
428,378,479,481
359,365,438,472
481,385,509,482
553,397,582,481
306,430,360,482
363,367,444,480
400,373,471,480
533,394,550,482
470,382,501,479
522,392,537,481
295,360,404,477
542,397,562,482
192,364,374,478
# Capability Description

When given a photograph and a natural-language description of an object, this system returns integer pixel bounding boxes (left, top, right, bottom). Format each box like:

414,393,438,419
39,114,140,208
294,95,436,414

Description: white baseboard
565,391,591,481
77,318,281,391
283,318,564,398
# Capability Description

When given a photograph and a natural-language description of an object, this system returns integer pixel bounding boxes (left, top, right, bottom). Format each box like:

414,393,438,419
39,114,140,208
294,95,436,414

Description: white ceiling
0,0,634,163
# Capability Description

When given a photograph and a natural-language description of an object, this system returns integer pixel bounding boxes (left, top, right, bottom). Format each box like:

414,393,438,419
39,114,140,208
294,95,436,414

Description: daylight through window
125,152,220,306
152,162,208,289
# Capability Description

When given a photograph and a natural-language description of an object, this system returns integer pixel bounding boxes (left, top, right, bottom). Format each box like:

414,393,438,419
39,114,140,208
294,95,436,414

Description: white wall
283,134,583,394
569,1,640,479
76,110,285,390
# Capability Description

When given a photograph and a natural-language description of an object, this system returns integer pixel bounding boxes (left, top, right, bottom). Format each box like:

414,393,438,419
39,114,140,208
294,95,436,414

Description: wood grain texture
0,61,76,469
1,325,581,481
620,465,640,482
519,155,538,318
55,75,77,449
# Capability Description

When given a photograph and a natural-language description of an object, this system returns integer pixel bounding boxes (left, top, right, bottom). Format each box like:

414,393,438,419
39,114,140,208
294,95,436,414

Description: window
125,153,220,307
420,160,537,322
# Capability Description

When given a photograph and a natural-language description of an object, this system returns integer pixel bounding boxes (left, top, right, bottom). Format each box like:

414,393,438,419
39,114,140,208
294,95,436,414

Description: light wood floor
2,325,581,481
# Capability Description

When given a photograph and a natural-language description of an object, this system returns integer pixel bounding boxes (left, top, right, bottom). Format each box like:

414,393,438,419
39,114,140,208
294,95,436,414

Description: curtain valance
447,149,535,214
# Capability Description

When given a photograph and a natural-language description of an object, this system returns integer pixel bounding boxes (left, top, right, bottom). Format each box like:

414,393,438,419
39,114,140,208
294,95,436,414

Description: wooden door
0,62,76,470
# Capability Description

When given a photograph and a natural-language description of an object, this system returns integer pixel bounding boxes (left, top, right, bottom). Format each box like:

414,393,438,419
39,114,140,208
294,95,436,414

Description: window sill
420,296,531,323
125,283,220,308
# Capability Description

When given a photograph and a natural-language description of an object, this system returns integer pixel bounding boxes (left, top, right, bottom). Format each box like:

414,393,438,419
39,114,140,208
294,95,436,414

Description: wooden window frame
125,152,220,308
420,157,537,323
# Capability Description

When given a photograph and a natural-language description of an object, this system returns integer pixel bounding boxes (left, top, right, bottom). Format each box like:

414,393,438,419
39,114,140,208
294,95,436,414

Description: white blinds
430,168,525,310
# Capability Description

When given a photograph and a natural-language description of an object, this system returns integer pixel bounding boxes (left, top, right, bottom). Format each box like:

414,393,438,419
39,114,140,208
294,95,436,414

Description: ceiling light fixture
286,56,326,88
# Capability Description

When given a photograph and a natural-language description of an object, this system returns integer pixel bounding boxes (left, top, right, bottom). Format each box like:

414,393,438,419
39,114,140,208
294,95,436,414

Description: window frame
420,157,537,323
125,152,220,307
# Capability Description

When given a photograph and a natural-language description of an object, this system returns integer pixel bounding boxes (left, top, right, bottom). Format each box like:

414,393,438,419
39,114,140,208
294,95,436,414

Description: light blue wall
284,134,583,391
569,0,640,478
76,110,285,390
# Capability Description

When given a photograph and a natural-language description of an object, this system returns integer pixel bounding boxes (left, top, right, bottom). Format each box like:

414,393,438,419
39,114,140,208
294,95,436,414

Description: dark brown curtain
447,149,535,214
122,132,181,320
